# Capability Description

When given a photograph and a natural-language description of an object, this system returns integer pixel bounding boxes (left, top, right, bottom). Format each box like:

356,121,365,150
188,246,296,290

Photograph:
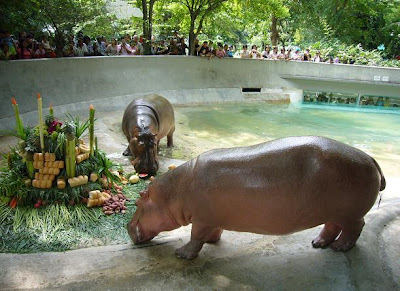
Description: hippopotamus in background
127,136,385,259
122,94,175,175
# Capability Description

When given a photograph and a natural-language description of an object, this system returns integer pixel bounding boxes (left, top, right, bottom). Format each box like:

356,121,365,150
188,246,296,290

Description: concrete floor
0,109,399,290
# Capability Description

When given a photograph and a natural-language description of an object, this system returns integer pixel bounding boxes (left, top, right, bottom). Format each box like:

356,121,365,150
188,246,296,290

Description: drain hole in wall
242,88,261,93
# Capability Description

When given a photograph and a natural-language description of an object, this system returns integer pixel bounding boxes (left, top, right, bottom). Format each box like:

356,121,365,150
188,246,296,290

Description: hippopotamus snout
127,222,139,244
127,221,156,244
134,158,159,175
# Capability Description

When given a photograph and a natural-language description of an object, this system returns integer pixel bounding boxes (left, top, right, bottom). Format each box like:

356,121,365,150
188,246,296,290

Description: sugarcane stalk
26,160,34,179
11,98,25,139
65,135,76,178
37,93,45,152
89,104,95,156
64,122,77,179
95,136,98,157
49,103,54,117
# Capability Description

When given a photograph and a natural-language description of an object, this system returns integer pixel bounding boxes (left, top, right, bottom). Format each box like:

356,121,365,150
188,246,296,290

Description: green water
174,103,400,177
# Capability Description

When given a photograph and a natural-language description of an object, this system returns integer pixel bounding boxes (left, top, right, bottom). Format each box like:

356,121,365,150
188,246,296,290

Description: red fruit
34,203,40,208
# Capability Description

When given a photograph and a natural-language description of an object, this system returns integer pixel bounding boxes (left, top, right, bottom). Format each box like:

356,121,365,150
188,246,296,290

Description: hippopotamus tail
372,158,386,191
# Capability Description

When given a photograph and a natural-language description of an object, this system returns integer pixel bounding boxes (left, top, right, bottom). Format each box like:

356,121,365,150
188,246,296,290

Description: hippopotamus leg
312,222,342,248
330,218,365,252
175,224,221,259
207,228,224,243
167,126,175,147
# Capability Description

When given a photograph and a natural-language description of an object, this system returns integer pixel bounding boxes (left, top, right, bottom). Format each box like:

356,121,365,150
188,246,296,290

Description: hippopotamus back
122,94,175,175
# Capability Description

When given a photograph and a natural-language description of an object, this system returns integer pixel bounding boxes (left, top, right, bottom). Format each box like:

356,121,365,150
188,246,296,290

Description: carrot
9,197,18,208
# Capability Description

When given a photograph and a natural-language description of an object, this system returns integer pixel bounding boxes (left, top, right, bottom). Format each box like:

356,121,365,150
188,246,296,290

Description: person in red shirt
17,39,33,59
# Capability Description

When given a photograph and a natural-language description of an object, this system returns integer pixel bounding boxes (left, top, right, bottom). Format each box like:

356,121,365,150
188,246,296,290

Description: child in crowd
0,42,16,60
250,45,261,59
215,43,226,58
35,43,46,58
240,45,250,58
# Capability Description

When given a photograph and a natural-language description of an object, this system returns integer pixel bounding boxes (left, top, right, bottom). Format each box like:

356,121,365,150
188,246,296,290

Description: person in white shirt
74,38,88,57
240,45,251,58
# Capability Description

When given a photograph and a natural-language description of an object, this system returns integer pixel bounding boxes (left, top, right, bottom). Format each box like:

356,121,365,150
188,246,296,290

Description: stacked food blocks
32,153,64,189
87,190,111,207
76,143,90,163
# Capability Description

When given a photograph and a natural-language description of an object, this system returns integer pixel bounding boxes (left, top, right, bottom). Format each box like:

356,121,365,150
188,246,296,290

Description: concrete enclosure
1,56,400,130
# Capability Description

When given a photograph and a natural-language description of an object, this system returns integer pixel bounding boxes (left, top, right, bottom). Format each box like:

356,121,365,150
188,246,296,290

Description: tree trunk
188,18,196,56
270,15,279,46
142,0,153,55
54,30,65,58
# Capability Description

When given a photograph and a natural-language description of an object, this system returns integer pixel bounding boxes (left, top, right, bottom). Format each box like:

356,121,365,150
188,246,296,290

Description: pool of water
168,103,399,177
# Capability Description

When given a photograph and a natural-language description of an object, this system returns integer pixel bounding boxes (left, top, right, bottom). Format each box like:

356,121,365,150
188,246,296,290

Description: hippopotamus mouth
134,158,159,176
127,222,155,244
132,149,159,176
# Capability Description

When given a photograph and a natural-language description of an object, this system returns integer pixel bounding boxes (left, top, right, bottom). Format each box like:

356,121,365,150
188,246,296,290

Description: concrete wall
1,56,399,128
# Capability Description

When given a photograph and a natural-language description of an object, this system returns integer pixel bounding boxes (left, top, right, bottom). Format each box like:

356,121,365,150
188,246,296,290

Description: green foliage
65,113,90,139
1,0,399,61
0,180,146,253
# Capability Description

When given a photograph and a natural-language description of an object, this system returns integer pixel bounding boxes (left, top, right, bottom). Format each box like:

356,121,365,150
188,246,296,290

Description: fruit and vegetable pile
0,95,162,253
0,95,133,212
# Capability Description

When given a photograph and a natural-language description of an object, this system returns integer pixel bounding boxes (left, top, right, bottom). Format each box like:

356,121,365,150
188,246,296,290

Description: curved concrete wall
1,56,399,130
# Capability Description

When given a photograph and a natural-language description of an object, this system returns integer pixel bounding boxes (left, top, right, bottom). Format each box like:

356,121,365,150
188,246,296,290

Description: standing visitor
177,38,188,55
17,39,34,59
120,38,133,55
240,45,251,58
215,43,226,58
63,40,75,57
131,35,143,55
106,38,120,55
250,45,261,59
83,36,94,56
270,47,279,60
74,38,88,57
313,51,323,62
224,44,233,57
303,49,311,61
95,36,106,56
0,43,16,60
262,45,271,59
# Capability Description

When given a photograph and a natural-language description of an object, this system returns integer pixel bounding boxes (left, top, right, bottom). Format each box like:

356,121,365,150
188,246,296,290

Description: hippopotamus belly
128,136,385,259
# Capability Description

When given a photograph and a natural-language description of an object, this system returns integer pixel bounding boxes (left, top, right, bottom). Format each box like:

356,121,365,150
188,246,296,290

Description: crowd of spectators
0,29,392,65
238,44,340,63
304,93,398,107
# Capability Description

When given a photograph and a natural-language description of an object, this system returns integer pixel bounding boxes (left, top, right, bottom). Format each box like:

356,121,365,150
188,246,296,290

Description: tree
132,0,157,54
38,0,105,56
241,0,289,46
180,0,228,55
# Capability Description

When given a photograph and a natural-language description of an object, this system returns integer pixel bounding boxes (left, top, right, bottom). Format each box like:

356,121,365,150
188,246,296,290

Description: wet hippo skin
127,136,386,259
122,94,175,175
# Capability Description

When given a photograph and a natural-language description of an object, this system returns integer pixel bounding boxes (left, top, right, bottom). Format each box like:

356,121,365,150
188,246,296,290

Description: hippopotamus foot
175,240,204,260
330,219,365,252
312,222,342,248
123,146,132,156
175,224,220,259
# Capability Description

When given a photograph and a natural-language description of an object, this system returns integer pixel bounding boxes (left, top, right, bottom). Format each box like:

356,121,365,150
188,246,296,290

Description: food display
0,94,135,214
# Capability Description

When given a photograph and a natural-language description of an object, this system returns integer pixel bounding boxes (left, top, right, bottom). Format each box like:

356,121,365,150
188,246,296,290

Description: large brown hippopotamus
127,136,385,259
122,94,175,175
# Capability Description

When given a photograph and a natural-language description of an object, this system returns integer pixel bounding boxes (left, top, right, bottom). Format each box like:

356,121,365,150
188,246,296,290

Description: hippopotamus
127,136,385,259
122,94,175,175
